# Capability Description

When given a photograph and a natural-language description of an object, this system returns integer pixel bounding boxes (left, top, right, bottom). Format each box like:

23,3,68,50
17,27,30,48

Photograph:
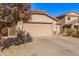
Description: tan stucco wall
29,14,56,23
56,25,61,34
64,12,79,24
30,14,58,32
16,14,60,36
71,23,79,29
73,23,79,25
65,16,79,24
58,19,65,33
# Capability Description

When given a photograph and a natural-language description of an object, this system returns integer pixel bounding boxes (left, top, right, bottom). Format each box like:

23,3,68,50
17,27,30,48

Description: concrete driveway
0,35,79,56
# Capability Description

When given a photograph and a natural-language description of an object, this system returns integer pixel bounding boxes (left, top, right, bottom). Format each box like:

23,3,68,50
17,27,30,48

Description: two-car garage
23,23,53,37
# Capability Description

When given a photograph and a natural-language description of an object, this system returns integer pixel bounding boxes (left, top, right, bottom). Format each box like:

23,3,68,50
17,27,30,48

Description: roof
56,11,79,20
56,14,66,20
31,10,58,21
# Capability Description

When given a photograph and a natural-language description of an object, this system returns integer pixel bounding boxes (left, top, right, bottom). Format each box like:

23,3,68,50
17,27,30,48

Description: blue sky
32,3,79,16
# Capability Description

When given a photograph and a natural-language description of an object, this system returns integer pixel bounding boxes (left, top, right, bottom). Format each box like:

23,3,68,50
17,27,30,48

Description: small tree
0,3,31,36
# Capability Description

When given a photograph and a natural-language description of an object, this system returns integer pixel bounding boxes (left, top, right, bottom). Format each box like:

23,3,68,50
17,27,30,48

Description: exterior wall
71,23,79,29
23,23,53,37
52,22,57,33
30,14,58,33
30,14,56,23
65,16,79,24
56,24,61,34
58,19,65,33
73,23,79,25
16,14,60,36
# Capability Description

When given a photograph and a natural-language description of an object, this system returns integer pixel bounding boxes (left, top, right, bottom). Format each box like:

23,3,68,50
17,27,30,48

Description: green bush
76,30,79,38
71,30,79,38
64,28,72,36
63,27,79,38
71,30,77,37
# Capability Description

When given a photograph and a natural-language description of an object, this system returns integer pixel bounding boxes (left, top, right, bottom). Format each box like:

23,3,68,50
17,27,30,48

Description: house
17,10,60,37
57,11,79,33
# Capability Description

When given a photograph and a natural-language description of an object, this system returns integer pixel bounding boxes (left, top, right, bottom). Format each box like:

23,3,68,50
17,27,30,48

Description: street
0,35,79,56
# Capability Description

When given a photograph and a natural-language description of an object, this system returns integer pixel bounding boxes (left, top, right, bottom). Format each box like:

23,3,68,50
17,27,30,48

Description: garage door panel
23,23,52,37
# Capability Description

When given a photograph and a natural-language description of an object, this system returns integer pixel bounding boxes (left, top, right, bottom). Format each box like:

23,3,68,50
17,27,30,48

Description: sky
32,3,79,16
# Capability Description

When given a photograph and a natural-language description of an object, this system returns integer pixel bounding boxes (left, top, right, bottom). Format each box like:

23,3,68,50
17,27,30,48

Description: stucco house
57,11,79,33
16,10,60,37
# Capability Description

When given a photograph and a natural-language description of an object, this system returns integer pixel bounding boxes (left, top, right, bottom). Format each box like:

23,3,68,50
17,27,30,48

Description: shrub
71,30,79,38
0,30,33,51
64,28,72,36
26,32,33,43
76,30,79,38
71,30,77,37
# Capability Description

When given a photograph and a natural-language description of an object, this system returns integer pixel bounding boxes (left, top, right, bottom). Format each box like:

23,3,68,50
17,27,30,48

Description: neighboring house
57,11,79,33
17,10,60,37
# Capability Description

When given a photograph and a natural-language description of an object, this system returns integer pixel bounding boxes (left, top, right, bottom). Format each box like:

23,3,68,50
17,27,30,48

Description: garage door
23,23,53,37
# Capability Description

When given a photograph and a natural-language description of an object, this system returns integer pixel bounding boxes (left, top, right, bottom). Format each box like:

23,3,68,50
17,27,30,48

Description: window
68,17,70,21
74,25,78,30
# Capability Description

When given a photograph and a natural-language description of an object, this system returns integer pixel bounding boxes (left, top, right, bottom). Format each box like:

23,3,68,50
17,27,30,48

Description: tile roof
31,10,58,21
56,11,79,20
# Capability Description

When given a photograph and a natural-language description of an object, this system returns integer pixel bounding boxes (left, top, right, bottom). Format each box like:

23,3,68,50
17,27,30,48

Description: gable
57,11,79,20
28,14,57,23
65,18,79,25
66,11,79,16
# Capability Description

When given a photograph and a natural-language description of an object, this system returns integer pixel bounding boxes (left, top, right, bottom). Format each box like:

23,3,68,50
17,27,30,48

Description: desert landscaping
0,35,79,56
